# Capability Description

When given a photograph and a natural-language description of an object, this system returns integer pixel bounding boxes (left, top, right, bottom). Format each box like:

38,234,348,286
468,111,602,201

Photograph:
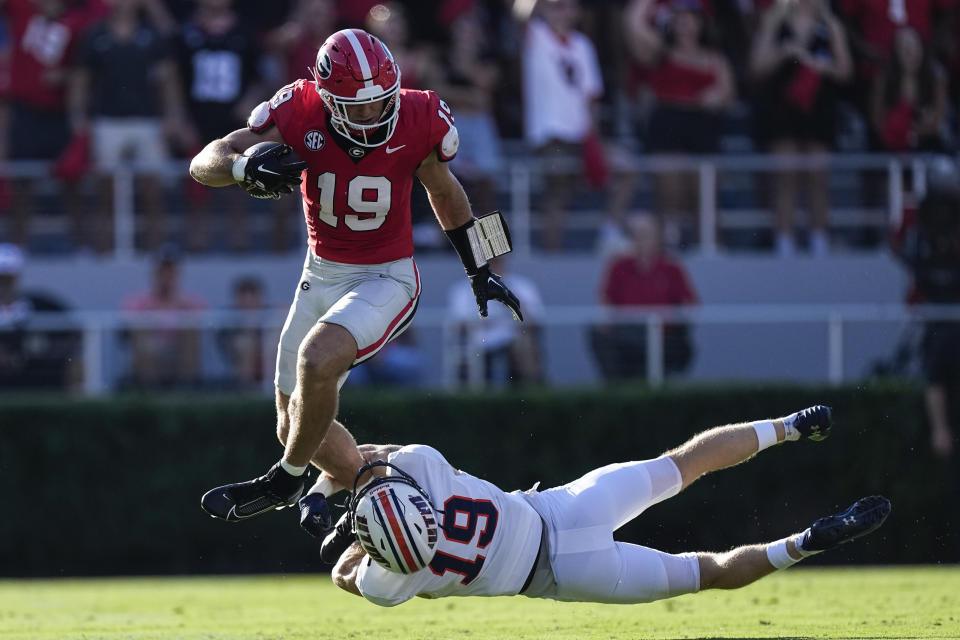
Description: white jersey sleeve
355,445,542,606
356,555,428,607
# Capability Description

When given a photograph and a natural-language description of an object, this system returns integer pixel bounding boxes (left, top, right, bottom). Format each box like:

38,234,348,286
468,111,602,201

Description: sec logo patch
304,130,324,151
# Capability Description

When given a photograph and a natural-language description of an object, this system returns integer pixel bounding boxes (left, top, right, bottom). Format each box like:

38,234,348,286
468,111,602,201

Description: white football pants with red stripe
275,251,420,395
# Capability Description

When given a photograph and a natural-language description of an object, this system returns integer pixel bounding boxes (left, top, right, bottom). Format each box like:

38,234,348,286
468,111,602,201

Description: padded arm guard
443,210,513,276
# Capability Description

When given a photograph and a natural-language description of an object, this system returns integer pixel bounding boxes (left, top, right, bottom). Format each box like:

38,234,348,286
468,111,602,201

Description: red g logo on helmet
310,28,402,148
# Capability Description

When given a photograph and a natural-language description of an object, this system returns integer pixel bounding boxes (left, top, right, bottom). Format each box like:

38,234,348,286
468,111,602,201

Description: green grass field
2,567,958,640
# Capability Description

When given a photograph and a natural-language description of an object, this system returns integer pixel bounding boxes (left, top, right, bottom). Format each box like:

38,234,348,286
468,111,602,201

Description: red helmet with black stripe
352,467,438,574
311,28,401,147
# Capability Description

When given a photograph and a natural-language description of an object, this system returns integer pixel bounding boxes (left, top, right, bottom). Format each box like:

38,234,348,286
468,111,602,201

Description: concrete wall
17,250,914,387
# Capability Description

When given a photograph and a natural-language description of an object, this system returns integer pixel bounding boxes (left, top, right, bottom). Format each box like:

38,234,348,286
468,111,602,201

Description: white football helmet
352,468,439,574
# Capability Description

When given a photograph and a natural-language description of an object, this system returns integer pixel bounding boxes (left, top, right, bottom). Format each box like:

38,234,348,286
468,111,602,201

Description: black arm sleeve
444,219,486,277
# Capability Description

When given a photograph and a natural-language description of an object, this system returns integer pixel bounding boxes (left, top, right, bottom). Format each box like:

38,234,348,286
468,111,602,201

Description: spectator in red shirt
590,213,698,380
750,0,852,257
837,0,953,76
121,245,207,388
625,0,735,250
2,0,106,249
869,26,948,152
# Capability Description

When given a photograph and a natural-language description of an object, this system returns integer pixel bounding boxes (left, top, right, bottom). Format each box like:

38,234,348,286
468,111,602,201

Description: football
234,141,307,198
241,141,305,173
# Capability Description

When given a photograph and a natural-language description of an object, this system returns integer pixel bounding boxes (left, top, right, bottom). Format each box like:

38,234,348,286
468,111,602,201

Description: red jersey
250,80,457,264
4,0,106,109
647,58,719,105
601,255,698,306
838,0,954,56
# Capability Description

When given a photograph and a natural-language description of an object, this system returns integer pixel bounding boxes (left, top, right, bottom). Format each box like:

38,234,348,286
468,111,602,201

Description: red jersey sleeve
245,80,309,135
424,91,459,162
601,257,630,305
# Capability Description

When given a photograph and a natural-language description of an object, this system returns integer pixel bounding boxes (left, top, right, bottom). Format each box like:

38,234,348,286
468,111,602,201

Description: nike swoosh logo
385,145,406,154
257,164,282,175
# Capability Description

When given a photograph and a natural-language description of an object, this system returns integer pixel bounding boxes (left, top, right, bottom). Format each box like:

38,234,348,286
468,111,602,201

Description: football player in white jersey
320,406,890,607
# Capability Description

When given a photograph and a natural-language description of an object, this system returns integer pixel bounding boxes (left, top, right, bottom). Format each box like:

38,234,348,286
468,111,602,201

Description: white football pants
522,455,701,604
275,251,420,394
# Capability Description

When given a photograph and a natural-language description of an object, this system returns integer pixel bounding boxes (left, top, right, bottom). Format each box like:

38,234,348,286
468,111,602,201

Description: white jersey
356,445,543,607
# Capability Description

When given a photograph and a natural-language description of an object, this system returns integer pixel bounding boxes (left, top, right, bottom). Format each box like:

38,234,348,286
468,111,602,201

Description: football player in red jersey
189,28,523,534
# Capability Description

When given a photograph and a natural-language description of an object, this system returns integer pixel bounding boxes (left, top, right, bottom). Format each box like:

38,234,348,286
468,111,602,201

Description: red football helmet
311,28,401,147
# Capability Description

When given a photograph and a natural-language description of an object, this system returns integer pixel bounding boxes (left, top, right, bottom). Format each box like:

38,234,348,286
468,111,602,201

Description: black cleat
800,495,892,552
299,492,333,538
785,405,832,441
320,511,357,564
201,462,307,522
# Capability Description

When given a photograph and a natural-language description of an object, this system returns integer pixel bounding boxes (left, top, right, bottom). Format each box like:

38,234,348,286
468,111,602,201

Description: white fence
0,151,938,257
7,303,958,395
507,151,933,257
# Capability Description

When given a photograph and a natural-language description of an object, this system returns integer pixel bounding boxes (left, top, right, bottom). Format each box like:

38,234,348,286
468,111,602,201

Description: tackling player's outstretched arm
418,152,524,321
331,542,366,597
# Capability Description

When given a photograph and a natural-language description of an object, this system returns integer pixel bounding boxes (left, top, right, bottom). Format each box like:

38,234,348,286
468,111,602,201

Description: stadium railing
505,151,933,257
6,303,957,395
0,151,935,256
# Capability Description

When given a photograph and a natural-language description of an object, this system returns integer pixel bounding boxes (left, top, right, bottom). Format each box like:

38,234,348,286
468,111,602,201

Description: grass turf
1,567,958,640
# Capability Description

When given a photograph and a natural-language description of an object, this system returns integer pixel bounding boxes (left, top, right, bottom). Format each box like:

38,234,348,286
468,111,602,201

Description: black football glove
320,510,357,564
469,264,524,322
242,183,298,199
298,492,333,538
233,142,306,199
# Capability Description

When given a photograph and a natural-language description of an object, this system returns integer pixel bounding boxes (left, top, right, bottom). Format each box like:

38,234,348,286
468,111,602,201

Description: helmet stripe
377,489,419,573
343,29,374,89
391,490,426,568
369,493,408,574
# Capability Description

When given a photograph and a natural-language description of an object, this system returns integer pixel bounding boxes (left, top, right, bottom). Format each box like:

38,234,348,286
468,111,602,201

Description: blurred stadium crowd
1,0,960,253
2,0,960,414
